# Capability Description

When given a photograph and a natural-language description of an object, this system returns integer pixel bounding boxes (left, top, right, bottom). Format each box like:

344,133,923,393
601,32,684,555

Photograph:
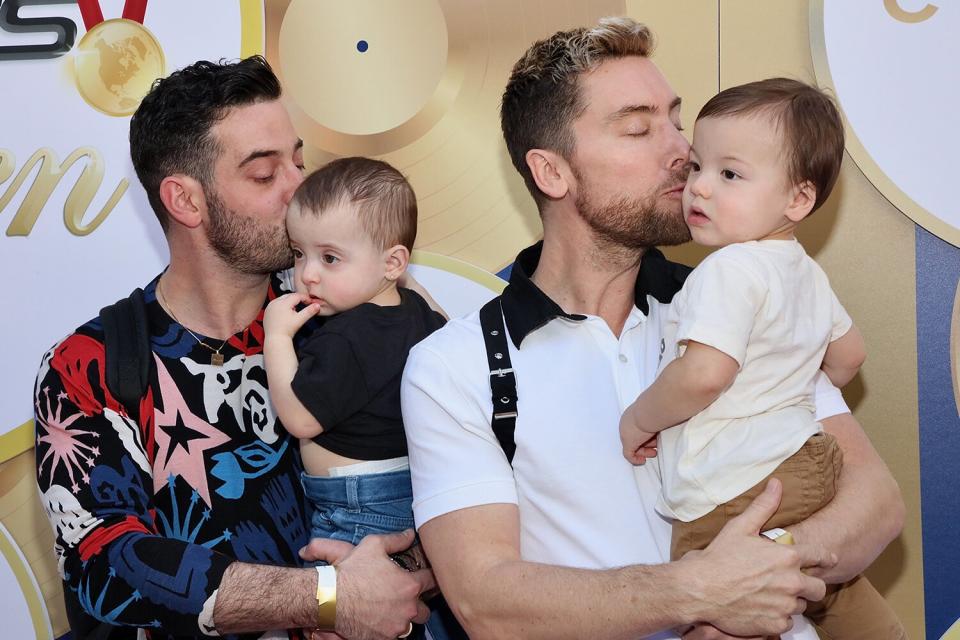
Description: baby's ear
383,244,410,281
785,180,816,222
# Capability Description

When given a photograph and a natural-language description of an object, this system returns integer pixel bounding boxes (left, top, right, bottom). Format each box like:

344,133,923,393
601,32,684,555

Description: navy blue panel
916,225,960,639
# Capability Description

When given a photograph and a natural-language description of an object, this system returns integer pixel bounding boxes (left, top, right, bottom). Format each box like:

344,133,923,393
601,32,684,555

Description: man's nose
667,126,691,172
281,163,304,206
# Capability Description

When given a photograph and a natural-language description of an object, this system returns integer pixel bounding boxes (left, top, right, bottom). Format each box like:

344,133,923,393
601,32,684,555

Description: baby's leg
673,433,905,639
670,432,840,560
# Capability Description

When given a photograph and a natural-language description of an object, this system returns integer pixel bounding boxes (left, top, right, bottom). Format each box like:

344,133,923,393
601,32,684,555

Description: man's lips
663,183,685,197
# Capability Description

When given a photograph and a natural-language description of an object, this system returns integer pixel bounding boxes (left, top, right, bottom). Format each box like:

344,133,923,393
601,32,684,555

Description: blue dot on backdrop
357,40,368,53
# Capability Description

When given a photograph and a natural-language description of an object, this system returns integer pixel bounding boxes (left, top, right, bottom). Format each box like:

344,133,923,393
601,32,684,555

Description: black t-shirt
291,287,446,460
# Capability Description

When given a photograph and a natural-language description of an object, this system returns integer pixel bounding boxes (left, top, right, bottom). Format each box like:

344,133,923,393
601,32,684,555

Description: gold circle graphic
267,0,626,273
809,1,959,248
0,522,49,639
267,0,465,157
411,250,506,295
73,19,166,117
5,3,262,462
0,453,55,639
280,0,449,136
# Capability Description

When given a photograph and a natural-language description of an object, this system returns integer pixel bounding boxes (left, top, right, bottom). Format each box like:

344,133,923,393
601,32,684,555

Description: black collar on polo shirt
499,241,692,348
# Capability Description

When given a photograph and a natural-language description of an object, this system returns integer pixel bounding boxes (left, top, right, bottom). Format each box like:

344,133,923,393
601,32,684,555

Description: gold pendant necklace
156,278,230,366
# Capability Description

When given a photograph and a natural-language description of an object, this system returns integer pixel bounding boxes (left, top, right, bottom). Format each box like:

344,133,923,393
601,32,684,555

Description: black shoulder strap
99,287,151,414
479,297,518,464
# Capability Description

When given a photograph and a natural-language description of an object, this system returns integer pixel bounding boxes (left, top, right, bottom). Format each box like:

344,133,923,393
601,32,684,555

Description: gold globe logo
73,19,166,117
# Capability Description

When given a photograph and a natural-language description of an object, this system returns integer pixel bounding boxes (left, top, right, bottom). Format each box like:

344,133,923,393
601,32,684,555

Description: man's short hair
500,17,655,207
697,77,845,214
292,157,418,252
129,56,282,232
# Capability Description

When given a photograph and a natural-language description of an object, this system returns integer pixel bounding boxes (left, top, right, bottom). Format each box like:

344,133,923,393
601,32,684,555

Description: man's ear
383,244,411,282
159,175,206,229
785,180,816,222
525,148,571,200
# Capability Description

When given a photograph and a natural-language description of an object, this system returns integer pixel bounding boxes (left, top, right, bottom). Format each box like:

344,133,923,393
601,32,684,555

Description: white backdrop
812,0,958,247
1,0,245,441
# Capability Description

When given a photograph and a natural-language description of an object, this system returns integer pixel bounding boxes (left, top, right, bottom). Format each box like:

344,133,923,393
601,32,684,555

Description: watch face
810,1,959,248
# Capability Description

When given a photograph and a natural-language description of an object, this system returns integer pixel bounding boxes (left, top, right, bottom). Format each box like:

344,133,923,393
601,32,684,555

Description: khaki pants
671,433,906,640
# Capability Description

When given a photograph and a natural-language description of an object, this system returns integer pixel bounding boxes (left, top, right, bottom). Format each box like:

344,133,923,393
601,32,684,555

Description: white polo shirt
401,242,846,640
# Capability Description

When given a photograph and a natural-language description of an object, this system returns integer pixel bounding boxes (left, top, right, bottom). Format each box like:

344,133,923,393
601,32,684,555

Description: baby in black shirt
263,158,446,585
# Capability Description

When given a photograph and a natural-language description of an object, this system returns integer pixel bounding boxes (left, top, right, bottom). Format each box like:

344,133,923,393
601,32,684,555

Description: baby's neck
366,281,402,307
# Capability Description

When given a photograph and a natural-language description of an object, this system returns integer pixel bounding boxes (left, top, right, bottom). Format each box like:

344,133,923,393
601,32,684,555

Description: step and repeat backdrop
0,1,955,638
810,3,959,638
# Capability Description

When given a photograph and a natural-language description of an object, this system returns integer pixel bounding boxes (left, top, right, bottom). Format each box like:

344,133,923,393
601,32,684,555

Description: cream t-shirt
655,239,852,522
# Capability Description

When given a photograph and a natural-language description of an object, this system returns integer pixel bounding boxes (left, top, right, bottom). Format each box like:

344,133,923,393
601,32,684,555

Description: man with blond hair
401,17,903,639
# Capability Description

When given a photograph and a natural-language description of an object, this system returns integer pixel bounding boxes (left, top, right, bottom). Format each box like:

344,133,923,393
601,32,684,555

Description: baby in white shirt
618,78,904,639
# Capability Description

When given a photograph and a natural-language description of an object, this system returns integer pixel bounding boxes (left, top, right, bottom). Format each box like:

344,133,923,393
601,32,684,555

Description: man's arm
36,336,228,635
215,530,434,638
788,411,904,582
35,335,429,639
419,481,831,640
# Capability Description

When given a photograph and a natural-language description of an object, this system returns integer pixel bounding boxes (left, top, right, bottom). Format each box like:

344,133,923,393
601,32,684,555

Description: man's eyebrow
238,139,304,168
607,97,682,122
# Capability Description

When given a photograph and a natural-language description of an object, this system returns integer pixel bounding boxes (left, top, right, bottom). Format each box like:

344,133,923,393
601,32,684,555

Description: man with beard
34,57,433,640
400,17,903,640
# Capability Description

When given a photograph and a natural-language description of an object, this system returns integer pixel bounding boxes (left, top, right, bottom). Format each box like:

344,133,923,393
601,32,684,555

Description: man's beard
573,167,691,250
205,188,293,274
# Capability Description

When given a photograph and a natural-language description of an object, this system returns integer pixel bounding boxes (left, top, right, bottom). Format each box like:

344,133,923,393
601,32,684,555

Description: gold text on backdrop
885,0,938,23
0,147,128,236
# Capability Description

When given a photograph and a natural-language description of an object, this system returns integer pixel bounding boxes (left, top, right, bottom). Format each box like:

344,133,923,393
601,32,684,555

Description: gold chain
156,277,230,366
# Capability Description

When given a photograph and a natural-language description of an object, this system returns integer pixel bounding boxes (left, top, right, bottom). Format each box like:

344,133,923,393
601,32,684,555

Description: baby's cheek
681,185,694,213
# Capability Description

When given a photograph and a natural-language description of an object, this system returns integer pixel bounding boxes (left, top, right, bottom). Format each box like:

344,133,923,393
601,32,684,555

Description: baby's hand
619,412,659,465
264,293,319,339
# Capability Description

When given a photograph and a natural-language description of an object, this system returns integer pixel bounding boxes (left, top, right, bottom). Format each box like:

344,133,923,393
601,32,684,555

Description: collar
500,241,692,348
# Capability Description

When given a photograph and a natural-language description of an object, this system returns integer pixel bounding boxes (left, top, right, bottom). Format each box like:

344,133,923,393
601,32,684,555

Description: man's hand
678,479,836,637
264,292,319,338
619,407,659,465
301,530,436,640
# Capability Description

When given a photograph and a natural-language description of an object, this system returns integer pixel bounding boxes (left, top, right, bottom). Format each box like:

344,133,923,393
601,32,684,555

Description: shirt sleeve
813,371,850,421
291,332,369,430
671,251,767,367
401,338,519,529
34,334,235,637
829,288,854,341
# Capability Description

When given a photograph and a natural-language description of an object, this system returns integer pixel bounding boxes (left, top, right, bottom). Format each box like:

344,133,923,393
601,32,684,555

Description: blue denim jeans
302,468,416,544
301,469,466,640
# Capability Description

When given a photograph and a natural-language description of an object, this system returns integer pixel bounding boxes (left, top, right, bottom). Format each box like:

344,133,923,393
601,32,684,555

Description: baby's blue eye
721,169,739,180
323,255,339,264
